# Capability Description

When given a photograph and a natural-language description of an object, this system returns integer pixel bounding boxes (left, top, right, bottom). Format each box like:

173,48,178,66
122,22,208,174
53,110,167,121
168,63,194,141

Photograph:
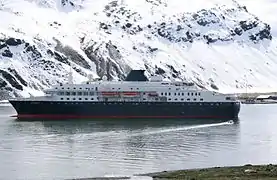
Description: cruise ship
9,70,241,119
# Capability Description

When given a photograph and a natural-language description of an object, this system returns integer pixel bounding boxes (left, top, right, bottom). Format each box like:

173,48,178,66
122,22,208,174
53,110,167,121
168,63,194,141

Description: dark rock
53,52,69,65
2,49,13,58
234,27,243,36
126,23,132,28
8,68,28,86
0,78,7,88
239,20,258,31
176,25,183,31
155,67,166,75
0,70,23,90
47,49,54,56
255,24,272,40
211,83,219,90
148,46,158,52
203,35,217,44
5,38,22,46
54,39,91,69
0,43,7,50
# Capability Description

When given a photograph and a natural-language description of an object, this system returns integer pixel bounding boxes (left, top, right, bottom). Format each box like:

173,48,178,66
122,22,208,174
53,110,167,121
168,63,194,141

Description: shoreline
140,164,277,179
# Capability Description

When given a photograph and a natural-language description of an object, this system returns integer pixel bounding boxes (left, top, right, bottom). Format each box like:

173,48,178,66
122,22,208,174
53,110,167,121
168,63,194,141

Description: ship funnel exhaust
125,70,149,81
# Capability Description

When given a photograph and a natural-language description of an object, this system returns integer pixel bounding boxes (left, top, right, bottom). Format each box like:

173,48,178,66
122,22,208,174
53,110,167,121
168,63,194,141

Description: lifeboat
122,92,140,97
101,91,119,96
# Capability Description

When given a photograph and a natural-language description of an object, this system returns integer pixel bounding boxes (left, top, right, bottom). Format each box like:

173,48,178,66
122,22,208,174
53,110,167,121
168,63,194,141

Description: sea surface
0,104,277,180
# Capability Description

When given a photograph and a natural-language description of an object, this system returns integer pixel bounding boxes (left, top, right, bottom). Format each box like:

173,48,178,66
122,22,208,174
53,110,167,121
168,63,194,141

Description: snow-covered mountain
0,0,277,99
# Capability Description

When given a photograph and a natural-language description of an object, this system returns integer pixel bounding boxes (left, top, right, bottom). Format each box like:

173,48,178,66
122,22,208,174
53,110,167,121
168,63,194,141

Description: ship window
175,98,178,100
226,97,231,100
181,98,184,101
182,93,184,96
155,98,158,100
78,92,82,96
72,92,76,96
194,98,196,101
168,98,171,100
85,98,88,100
198,93,201,96
84,92,89,96
91,98,94,100
89,92,94,96
73,98,76,100
79,88,82,90
67,98,70,100
79,98,82,100
187,98,190,101
67,87,70,89
143,98,146,100
178,93,180,96
169,93,171,96
161,92,163,95
95,87,98,91
60,98,63,100
62,88,64,89
200,98,203,101
165,92,167,96
174,93,176,96
188,93,190,96
131,88,133,90
66,92,70,96
73,87,76,89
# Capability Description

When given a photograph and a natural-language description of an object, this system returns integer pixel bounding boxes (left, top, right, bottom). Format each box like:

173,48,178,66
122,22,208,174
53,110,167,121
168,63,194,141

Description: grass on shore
143,164,277,180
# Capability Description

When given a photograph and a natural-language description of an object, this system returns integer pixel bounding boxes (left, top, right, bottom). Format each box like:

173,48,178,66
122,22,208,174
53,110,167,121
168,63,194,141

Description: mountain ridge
0,0,277,99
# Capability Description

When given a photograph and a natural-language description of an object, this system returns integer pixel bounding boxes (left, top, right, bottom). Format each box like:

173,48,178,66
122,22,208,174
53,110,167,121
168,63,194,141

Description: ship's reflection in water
5,116,240,179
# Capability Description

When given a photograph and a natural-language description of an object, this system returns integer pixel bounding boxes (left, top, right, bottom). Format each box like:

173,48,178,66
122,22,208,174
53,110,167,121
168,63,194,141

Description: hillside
0,0,277,99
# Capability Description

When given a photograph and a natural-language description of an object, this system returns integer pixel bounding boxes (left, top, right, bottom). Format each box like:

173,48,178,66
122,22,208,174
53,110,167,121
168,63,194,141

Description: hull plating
9,101,240,120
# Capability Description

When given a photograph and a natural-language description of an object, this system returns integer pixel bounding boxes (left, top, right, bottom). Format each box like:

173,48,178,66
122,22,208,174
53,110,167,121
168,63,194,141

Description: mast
68,64,73,84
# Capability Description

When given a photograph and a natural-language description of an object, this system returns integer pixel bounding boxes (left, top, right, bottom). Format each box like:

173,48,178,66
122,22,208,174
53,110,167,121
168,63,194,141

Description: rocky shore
142,164,277,180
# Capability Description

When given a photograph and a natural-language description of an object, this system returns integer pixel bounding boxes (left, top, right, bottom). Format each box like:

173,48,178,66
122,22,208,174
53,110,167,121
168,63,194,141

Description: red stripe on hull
11,114,231,119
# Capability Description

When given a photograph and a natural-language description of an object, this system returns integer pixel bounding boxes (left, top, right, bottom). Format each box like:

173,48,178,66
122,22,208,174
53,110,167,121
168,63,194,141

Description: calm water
0,104,277,180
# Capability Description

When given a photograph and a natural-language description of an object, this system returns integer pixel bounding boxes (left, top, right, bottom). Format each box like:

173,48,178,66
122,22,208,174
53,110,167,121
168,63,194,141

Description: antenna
68,64,73,84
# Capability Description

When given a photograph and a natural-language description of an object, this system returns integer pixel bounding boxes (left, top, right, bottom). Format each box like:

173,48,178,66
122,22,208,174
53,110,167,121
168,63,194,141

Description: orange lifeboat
122,92,140,96
101,91,119,96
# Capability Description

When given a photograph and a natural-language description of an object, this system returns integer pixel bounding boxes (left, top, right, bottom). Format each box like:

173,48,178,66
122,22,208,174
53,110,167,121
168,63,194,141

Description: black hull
9,100,240,120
